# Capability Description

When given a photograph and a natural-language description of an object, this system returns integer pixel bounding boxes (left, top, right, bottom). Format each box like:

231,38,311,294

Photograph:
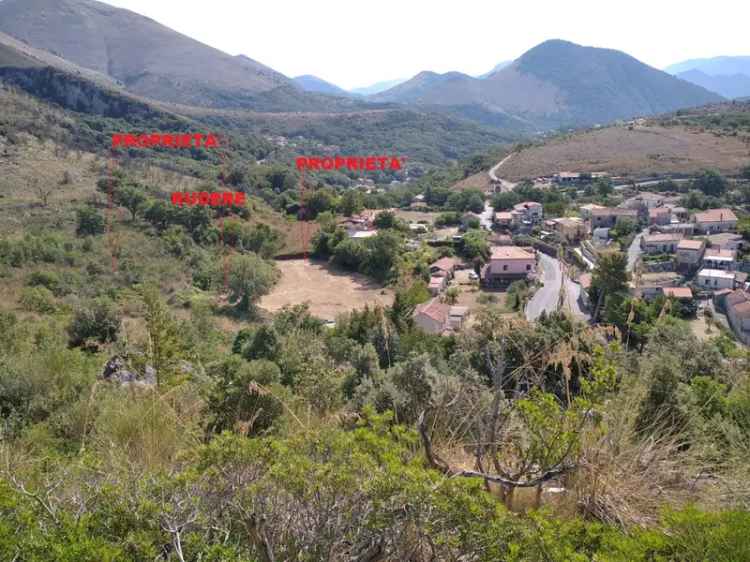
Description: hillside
0,0,306,109
495,120,750,181
349,78,407,96
371,40,723,130
293,75,350,97
666,56,750,77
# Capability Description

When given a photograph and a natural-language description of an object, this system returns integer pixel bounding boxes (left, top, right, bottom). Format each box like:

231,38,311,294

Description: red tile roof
431,257,460,271
693,208,738,223
414,299,451,323
677,239,704,251
662,287,693,299
490,246,535,260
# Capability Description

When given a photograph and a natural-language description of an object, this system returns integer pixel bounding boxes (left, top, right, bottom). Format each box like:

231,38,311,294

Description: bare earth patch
260,259,392,321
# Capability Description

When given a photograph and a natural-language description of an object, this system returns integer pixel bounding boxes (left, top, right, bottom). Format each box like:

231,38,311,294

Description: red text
295,155,403,172
170,191,245,207
112,133,219,149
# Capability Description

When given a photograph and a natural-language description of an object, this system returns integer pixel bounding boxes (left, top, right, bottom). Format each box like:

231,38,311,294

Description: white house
696,269,737,290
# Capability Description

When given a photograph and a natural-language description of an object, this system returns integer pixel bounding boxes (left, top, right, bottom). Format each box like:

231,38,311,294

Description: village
261,166,750,346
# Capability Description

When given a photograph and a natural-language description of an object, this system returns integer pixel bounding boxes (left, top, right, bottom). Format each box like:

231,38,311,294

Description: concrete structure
622,192,665,212
676,239,706,271
590,207,639,230
512,201,544,224
702,248,735,271
692,208,738,234
724,290,750,345
641,233,683,254
706,232,745,253
482,246,536,287
428,275,447,296
668,206,689,222
545,217,586,243
696,269,737,290
662,287,694,301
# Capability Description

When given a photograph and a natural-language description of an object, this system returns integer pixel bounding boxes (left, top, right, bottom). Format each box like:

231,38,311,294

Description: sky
100,0,749,90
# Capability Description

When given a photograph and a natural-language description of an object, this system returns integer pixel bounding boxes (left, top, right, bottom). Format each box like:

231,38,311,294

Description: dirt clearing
260,259,392,321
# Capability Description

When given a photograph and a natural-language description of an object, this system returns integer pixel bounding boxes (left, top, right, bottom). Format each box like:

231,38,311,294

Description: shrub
19,286,57,314
75,207,105,236
67,298,121,348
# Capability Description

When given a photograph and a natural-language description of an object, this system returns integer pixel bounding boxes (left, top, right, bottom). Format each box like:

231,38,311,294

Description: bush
75,207,105,236
67,298,121,348
19,286,57,314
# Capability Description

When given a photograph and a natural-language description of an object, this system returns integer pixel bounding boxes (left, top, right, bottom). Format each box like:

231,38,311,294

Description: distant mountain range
292,75,351,97
350,78,408,96
0,0,727,137
370,40,722,129
665,56,750,99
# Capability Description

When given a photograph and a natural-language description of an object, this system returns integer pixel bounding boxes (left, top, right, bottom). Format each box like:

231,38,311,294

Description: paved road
525,253,589,321
627,229,647,273
488,154,517,192
479,201,494,230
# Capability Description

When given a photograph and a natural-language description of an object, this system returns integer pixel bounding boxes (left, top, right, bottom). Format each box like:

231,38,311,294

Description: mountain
665,56,750,77
293,75,350,96
371,40,723,129
676,69,750,100
477,60,512,79
0,0,301,109
350,78,407,96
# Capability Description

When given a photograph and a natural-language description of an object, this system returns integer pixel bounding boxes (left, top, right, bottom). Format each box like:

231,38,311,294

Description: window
526,264,531,271
503,265,508,271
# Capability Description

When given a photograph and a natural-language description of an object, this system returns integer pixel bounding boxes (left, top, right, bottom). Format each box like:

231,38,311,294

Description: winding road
525,253,590,321
488,154,517,192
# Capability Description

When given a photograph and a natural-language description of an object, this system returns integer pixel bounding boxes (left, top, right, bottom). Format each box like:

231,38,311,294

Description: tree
142,285,183,386
30,178,54,207
491,191,522,211
590,251,629,322
303,188,336,218
594,178,613,198
75,207,105,236
373,210,398,229
115,186,147,221
443,286,460,305
226,254,278,313
693,169,728,197
461,230,490,261
742,164,750,181
338,189,364,217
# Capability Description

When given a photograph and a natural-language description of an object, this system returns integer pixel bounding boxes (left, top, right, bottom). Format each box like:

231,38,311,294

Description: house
706,232,745,253
649,207,671,226
640,233,683,254
676,239,706,272
413,300,451,334
482,246,537,287
413,299,469,335
622,192,665,212
696,269,737,290
553,172,582,184
494,211,515,229
512,201,544,224
490,234,513,246
579,203,606,220
428,276,447,296
692,208,738,233
590,207,639,230
430,256,461,278
409,223,429,234
545,217,586,242
723,290,750,344
702,248,736,270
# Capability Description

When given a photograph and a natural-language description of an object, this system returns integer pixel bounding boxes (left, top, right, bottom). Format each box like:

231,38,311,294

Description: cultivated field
260,259,393,320
499,124,750,181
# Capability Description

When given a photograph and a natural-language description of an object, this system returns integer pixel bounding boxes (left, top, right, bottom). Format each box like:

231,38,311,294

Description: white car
468,272,479,281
